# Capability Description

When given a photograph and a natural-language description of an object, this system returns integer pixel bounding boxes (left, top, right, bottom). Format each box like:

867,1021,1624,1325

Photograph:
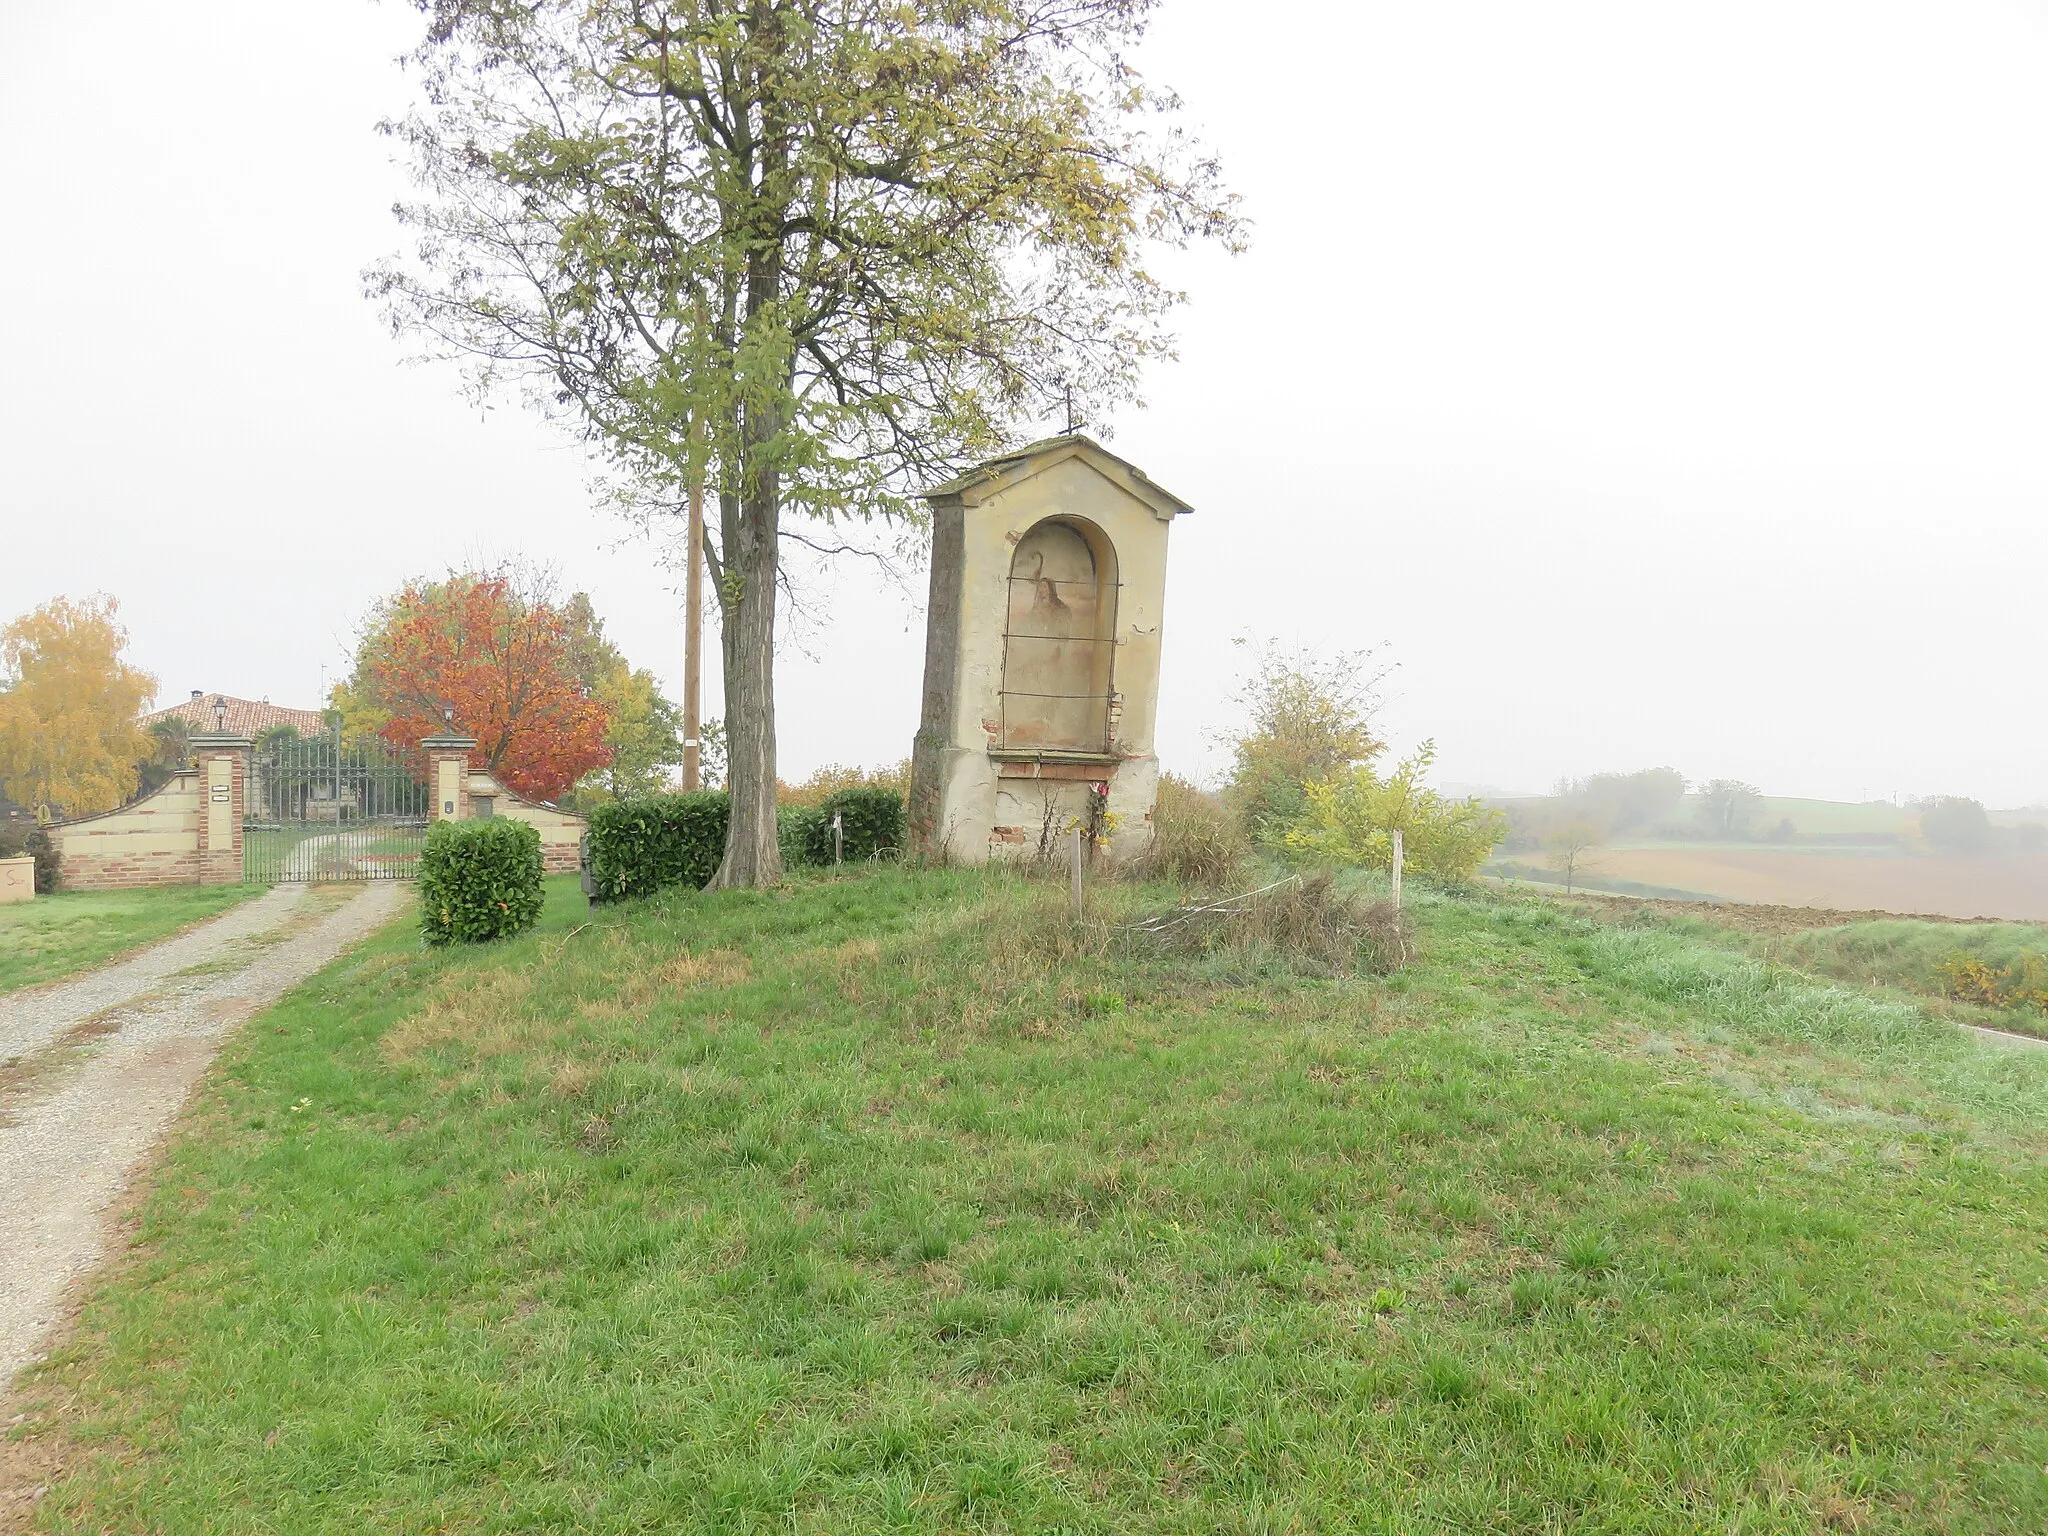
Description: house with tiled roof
143,691,328,738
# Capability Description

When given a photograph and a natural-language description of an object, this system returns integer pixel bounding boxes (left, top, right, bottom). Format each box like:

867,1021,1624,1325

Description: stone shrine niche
999,518,1117,755
908,435,1190,866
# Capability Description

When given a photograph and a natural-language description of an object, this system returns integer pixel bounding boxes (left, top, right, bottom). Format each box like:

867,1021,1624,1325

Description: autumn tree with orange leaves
335,571,612,803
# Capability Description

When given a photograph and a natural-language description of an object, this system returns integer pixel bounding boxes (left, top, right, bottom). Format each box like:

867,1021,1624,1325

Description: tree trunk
708,234,789,887
706,2,790,889
708,477,783,888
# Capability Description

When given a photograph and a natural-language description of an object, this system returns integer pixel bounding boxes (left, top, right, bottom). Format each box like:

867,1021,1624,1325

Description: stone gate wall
47,737,588,892
53,770,205,890
468,771,586,873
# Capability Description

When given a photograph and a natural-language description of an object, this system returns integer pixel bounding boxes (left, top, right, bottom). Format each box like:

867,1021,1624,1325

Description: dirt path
0,882,408,1390
1,885,310,1062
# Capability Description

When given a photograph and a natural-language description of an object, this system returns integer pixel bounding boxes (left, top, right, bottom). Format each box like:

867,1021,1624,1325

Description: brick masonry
192,736,249,885
54,770,207,891
423,735,477,825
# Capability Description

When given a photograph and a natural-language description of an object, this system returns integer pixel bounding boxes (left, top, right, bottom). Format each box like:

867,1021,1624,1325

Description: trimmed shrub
0,822,59,893
419,818,543,946
805,785,906,865
586,790,730,901
779,804,828,868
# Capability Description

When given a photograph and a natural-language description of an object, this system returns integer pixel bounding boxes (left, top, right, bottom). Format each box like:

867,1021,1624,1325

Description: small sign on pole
832,811,844,866
1390,828,1404,911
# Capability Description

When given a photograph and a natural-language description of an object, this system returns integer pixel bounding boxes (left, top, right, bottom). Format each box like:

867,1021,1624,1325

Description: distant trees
1695,779,1765,840
2009,821,2048,855
1554,768,1685,837
0,595,155,820
1919,796,1994,856
1497,767,1686,853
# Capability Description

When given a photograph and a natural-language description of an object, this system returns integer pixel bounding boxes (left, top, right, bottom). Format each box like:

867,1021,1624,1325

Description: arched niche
999,516,1119,752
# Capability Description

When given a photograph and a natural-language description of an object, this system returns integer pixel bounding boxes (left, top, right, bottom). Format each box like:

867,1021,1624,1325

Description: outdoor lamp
213,695,227,732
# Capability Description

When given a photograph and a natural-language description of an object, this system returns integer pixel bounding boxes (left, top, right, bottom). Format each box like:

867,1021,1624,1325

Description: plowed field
1581,847,2048,921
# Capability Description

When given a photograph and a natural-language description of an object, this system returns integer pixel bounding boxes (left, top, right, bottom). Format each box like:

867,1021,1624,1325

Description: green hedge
419,819,544,946
586,790,729,902
805,786,906,865
585,787,905,895
779,805,827,868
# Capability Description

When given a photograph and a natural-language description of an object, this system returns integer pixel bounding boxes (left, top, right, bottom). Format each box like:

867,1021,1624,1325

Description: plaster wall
435,758,465,821
0,855,33,904
915,446,1180,865
204,754,234,869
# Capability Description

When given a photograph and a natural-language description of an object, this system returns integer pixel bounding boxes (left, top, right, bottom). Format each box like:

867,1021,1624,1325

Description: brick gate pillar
422,733,478,822
187,732,252,884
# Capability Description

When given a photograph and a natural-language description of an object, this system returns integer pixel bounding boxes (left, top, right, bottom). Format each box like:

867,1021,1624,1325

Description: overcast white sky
3,0,2044,805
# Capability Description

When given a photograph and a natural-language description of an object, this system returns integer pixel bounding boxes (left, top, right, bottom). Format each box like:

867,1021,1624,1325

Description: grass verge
1568,896,2048,1042
0,884,265,996
8,872,2048,1533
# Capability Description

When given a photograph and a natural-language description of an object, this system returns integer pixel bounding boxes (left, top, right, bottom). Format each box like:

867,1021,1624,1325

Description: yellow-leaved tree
1283,741,1507,882
1222,640,1387,848
0,595,156,820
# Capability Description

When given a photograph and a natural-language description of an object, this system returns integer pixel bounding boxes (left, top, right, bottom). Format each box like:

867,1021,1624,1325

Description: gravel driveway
0,882,409,1389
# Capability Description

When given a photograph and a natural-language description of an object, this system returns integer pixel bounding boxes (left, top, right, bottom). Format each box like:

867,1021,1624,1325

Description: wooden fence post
1391,828,1404,911
832,811,844,865
1069,824,1084,921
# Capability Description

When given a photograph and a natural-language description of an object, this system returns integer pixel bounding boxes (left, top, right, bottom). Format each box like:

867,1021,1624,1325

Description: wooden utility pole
682,463,704,791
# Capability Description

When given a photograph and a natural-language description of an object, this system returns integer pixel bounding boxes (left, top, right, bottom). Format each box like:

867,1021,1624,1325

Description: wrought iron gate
243,730,430,883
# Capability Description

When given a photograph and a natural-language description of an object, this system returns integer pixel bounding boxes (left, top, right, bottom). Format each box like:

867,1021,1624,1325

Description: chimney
191,689,202,701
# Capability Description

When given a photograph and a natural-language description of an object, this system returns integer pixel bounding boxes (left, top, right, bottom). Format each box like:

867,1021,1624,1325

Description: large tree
373,0,1239,886
337,570,614,802
0,595,155,820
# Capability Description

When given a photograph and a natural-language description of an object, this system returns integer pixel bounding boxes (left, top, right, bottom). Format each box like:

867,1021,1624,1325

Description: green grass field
0,883,265,996
1752,797,1910,838
1778,917,2048,996
12,870,2048,1532
1630,908,2048,1041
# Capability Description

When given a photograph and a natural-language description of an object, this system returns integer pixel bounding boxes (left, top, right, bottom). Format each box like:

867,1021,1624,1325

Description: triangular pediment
923,434,1192,520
